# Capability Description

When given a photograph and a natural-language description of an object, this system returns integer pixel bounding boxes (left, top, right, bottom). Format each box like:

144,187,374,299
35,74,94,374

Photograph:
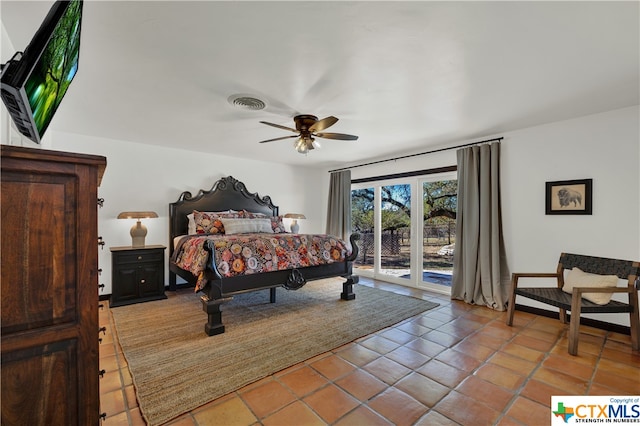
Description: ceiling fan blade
309,116,338,132
314,132,359,141
259,121,298,133
258,135,298,143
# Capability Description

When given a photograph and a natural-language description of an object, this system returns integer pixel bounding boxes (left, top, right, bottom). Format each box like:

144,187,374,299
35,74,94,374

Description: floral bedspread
172,233,351,291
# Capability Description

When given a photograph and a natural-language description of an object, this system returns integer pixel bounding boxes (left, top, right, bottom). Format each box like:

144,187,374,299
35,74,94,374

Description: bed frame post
201,294,229,336
169,271,177,291
340,234,360,301
341,275,358,300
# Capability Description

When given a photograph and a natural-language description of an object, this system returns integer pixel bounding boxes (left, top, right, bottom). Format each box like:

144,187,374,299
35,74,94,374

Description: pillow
562,267,619,305
187,212,196,234
193,210,243,234
270,215,287,233
240,211,286,232
241,209,268,218
188,211,230,234
220,218,274,235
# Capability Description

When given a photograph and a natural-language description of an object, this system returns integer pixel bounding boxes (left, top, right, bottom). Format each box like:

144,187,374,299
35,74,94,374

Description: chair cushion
562,267,619,305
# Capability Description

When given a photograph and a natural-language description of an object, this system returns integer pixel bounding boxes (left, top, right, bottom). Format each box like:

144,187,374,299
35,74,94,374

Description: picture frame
545,179,592,215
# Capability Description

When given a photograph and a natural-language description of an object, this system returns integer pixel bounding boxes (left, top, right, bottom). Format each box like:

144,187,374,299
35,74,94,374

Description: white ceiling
2,1,638,169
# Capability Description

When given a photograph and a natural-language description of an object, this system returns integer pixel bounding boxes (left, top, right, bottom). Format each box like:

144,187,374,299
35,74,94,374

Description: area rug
111,278,439,425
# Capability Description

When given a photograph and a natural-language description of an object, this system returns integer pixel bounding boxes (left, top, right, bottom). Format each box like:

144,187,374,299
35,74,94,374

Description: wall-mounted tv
1,0,83,144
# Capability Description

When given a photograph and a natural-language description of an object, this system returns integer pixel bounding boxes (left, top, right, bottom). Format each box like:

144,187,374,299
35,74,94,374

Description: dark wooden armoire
1,145,107,425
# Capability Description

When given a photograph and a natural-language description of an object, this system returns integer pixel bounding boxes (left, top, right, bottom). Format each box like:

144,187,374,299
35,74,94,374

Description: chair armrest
512,273,559,279
511,272,560,289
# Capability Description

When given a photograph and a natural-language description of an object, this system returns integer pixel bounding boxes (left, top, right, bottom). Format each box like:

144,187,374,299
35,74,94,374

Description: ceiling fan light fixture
258,114,357,153
294,137,309,154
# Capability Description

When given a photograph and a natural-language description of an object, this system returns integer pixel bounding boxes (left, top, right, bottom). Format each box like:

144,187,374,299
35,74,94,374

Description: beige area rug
111,278,439,425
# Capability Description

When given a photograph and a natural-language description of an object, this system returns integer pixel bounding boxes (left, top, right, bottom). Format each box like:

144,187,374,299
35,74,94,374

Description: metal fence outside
355,223,456,266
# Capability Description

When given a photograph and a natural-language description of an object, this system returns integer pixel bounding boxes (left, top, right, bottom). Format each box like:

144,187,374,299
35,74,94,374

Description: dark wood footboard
199,233,360,336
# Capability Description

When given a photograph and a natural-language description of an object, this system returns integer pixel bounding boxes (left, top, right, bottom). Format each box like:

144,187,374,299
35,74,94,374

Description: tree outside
422,180,457,277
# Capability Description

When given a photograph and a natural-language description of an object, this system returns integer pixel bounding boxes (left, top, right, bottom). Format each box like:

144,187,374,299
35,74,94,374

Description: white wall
1,23,12,145
502,106,639,270
50,132,325,295
321,105,639,326
501,106,639,325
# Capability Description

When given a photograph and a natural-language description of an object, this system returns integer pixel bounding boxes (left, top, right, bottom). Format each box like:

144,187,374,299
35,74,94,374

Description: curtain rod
328,136,503,173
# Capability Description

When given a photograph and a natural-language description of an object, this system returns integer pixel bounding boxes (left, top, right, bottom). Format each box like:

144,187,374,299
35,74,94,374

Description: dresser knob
137,256,143,260
140,279,146,284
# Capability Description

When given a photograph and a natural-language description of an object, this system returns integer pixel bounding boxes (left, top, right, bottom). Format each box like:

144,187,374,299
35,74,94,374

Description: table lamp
117,211,158,247
284,213,306,233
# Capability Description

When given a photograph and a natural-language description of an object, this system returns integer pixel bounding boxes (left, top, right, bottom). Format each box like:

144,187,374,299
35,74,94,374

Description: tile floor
99,278,640,425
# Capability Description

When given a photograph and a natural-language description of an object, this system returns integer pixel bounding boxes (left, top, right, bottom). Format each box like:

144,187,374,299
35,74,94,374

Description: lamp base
290,220,299,234
131,220,147,248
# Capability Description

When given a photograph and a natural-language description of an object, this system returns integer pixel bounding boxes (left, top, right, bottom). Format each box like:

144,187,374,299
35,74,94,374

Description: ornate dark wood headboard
168,176,279,256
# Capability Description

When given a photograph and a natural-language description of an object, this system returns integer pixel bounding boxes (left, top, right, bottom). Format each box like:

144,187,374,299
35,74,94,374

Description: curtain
451,142,509,310
326,170,352,241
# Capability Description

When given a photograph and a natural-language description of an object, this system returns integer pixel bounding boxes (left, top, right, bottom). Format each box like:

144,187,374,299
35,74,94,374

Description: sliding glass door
379,183,411,280
351,187,375,272
421,177,457,289
351,171,456,293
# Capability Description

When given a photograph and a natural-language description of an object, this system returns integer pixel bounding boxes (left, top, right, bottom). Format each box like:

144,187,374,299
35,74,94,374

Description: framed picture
545,179,592,215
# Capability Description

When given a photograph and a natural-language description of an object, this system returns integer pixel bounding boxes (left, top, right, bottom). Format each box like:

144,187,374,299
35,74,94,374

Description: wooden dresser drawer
115,251,164,264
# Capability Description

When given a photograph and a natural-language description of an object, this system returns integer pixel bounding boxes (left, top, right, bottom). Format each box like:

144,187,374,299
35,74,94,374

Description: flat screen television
1,0,83,144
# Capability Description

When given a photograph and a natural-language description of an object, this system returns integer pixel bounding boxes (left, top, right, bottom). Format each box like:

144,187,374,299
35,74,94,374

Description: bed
168,175,360,336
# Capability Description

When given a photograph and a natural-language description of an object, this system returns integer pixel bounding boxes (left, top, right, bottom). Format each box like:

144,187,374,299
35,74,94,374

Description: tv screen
1,0,83,144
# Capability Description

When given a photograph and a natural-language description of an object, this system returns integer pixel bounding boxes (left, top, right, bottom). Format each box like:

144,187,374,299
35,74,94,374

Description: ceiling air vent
228,95,266,111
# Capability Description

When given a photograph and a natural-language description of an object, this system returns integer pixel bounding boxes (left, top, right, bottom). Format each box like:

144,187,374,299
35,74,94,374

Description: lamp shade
117,211,158,219
283,213,306,220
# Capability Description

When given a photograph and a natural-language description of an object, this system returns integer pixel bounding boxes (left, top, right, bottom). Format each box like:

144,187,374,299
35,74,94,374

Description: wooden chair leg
559,308,567,324
629,289,639,351
630,312,639,351
568,291,582,356
506,274,517,326
506,302,515,326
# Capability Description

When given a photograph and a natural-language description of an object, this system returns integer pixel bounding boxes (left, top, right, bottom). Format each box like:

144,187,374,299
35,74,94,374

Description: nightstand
110,245,167,307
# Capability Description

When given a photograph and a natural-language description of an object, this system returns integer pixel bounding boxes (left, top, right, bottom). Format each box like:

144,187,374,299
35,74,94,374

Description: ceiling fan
258,115,358,154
